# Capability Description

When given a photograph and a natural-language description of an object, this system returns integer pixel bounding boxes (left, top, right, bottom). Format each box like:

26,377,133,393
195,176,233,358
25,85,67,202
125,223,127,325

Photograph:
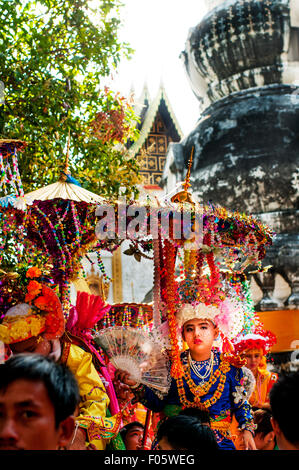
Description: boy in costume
233,327,278,409
229,326,278,449
116,291,257,450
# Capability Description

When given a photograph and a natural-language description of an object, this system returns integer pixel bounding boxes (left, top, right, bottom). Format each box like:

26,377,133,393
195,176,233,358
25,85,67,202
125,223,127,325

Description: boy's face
124,425,150,450
182,319,218,358
0,379,73,450
241,349,262,373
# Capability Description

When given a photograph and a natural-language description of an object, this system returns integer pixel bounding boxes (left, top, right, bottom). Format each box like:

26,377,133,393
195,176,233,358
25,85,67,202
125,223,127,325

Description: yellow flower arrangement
0,314,46,344
1,266,64,345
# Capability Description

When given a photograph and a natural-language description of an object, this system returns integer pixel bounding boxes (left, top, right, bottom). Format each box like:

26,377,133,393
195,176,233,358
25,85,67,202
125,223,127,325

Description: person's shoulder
270,371,278,381
68,342,91,362
220,352,245,369
180,349,189,362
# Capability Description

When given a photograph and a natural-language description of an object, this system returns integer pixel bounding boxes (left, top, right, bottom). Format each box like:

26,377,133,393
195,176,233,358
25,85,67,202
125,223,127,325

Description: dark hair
179,407,211,424
270,371,299,445
0,354,80,427
156,414,218,451
120,421,144,440
253,408,273,436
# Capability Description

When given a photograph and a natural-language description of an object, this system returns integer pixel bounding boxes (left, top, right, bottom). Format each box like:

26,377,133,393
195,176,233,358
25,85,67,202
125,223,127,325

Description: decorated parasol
95,149,274,327
0,140,29,266
93,149,274,379
15,139,107,315
0,139,27,199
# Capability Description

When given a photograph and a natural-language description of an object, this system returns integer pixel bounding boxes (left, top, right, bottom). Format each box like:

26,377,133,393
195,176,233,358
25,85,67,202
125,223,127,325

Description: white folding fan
94,327,170,394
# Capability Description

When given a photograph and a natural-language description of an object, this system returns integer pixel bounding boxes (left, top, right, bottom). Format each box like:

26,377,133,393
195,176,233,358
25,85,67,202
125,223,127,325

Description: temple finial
170,146,195,204
183,146,194,192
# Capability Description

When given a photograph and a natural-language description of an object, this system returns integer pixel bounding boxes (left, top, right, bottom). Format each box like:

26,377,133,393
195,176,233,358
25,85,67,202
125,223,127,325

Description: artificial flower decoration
25,280,42,302
0,266,64,344
233,324,277,356
0,303,46,344
13,195,33,211
26,266,42,279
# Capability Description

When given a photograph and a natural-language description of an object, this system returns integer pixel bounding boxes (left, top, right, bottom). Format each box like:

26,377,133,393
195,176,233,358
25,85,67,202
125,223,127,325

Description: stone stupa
163,0,299,370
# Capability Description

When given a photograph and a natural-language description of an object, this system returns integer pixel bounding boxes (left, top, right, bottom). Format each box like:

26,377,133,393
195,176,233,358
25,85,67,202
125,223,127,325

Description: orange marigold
34,293,53,310
26,267,42,279
25,280,42,302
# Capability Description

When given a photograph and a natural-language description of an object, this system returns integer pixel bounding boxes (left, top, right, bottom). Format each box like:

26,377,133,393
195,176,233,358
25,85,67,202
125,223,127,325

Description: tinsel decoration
240,279,258,335
0,140,26,197
152,237,162,329
163,239,184,379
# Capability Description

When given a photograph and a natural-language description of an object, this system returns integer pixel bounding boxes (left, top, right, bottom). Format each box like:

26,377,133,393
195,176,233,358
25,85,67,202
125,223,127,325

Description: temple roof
129,83,183,157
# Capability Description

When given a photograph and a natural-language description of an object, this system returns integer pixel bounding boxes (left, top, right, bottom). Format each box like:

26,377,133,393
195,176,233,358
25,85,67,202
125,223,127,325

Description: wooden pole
141,409,152,449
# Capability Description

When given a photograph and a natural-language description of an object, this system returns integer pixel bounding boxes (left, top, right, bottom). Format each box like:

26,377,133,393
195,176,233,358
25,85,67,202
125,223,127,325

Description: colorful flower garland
163,239,184,379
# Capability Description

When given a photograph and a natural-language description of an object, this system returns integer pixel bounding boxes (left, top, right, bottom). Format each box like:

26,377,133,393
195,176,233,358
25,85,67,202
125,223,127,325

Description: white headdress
175,298,244,341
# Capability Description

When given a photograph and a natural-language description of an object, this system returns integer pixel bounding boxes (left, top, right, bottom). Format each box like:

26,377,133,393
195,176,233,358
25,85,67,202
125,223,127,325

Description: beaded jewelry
176,354,231,409
189,351,214,386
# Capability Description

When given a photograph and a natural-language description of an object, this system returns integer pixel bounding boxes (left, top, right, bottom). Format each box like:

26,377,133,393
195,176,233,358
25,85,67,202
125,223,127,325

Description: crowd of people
0,265,297,452
0,295,298,451
0,352,298,451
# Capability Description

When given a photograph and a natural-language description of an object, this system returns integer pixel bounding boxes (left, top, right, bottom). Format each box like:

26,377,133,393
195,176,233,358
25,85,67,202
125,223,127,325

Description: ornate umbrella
93,151,274,369
96,162,273,308
17,146,107,315
0,140,29,266
0,139,27,198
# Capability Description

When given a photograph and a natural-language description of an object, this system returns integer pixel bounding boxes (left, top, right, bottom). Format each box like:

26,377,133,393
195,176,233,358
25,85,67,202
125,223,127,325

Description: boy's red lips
193,338,202,344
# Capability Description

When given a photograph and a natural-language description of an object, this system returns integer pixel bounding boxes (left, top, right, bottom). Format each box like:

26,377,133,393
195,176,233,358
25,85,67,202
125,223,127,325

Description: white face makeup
182,319,218,361
183,319,215,337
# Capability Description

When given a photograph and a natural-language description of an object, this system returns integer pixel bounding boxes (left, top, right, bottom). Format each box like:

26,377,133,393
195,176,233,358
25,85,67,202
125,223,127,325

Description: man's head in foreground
270,370,299,450
157,414,218,451
0,354,79,450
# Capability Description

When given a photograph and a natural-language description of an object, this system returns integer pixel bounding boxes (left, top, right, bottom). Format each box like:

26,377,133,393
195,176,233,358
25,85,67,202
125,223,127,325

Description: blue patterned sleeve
131,379,179,412
229,366,256,435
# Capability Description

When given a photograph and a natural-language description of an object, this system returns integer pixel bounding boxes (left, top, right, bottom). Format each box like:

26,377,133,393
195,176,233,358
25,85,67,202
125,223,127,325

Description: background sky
106,0,208,135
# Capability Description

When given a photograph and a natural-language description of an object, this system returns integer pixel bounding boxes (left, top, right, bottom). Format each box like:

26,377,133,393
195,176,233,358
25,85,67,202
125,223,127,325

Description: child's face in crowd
182,319,218,360
241,349,262,374
124,425,151,450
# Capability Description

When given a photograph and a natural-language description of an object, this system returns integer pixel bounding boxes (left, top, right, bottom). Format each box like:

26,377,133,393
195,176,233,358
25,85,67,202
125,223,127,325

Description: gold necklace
176,354,231,408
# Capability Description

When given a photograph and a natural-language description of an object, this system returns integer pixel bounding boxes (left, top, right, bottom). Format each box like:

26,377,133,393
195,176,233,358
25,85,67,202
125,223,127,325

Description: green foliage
0,0,140,199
